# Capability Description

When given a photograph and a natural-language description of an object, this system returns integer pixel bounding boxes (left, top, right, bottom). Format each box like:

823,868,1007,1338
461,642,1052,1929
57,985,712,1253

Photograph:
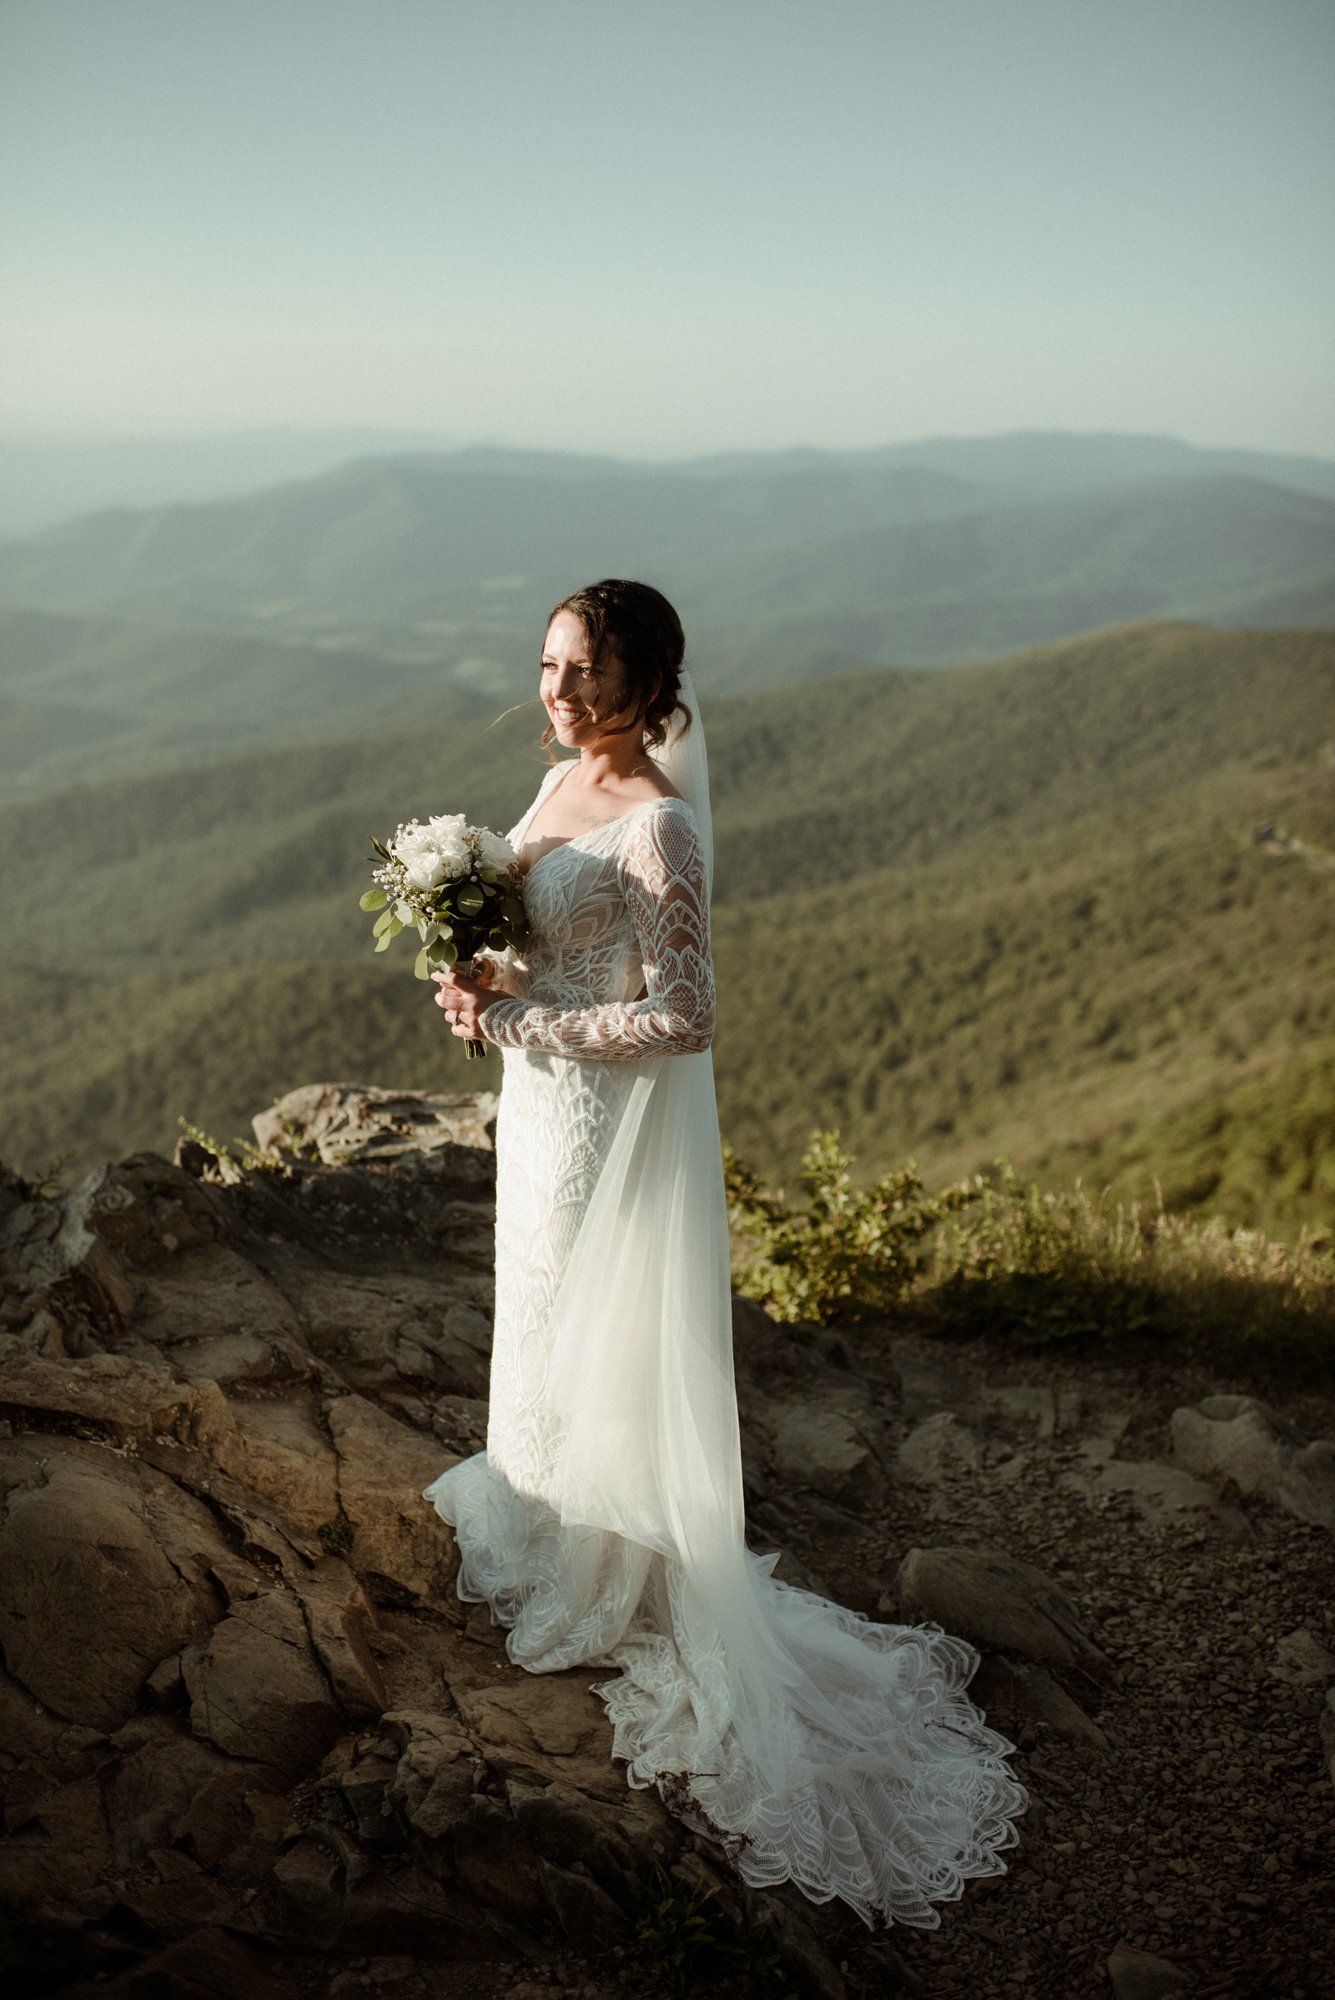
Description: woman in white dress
424,579,1026,1928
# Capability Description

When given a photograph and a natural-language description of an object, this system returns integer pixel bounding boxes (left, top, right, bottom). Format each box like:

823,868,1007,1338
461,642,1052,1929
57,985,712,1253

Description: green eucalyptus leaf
359,887,388,911
373,908,394,936
413,946,431,979
374,931,393,953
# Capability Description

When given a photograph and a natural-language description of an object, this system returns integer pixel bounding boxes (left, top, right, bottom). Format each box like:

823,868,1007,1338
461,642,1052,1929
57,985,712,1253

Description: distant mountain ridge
0,604,489,802
5,427,1334,543
0,438,1331,693
0,425,457,540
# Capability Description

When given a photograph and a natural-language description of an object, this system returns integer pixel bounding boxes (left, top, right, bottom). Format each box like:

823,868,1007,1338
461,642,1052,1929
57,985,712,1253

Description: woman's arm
472,801,715,1059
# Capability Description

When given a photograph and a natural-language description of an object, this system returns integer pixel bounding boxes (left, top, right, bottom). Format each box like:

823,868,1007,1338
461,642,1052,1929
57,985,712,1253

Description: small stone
1270,1628,1335,1687
1106,1939,1190,1999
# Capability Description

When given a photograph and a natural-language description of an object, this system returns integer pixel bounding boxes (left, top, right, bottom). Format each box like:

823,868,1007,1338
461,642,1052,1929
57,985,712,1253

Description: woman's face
540,610,633,750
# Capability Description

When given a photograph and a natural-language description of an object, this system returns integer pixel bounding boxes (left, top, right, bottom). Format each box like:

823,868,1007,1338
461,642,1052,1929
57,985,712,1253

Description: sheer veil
649,665,713,893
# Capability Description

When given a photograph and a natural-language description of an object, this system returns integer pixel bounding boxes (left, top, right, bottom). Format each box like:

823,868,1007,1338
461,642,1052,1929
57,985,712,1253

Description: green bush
723,1129,980,1324
725,1134,1335,1381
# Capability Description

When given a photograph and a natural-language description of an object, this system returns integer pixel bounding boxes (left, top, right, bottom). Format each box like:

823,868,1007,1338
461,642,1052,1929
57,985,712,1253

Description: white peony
394,836,445,892
391,822,455,891
475,827,518,873
426,812,472,875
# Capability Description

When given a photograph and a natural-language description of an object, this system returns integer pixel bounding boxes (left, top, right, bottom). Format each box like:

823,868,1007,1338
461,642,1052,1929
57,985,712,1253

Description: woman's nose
551,666,582,699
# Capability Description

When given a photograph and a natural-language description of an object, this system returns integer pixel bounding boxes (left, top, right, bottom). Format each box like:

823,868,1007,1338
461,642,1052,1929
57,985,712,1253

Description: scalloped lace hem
425,1455,1027,1930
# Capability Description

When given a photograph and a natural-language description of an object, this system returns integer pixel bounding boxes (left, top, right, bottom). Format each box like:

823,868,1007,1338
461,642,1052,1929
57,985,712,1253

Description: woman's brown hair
542,578,692,753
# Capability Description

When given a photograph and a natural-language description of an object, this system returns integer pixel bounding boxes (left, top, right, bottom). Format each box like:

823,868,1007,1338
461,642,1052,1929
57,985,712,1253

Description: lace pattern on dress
480,798,714,1060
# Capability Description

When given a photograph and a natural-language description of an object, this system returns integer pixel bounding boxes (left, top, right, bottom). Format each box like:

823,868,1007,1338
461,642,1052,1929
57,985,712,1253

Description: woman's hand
431,964,496,1041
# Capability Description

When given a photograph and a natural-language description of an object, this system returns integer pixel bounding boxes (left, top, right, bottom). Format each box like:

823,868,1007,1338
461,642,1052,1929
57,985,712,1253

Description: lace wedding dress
423,754,1026,1928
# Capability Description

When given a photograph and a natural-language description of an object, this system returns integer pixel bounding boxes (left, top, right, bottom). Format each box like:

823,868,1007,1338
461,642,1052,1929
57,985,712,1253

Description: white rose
475,827,517,873
392,824,448,891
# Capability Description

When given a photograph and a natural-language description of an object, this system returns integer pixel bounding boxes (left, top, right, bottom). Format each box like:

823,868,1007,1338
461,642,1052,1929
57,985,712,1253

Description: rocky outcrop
0,1090,861,1999
2,1082,1332,1999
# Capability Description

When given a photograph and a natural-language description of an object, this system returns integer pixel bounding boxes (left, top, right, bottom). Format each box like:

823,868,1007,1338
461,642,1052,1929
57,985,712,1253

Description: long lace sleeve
480,801,715,1060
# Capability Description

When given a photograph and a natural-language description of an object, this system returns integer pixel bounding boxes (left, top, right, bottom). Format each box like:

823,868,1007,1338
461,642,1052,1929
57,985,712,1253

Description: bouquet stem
461,958,488,1061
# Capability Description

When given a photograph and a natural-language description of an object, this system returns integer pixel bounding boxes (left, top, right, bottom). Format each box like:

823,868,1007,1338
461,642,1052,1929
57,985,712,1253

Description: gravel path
807,1325,1335,2000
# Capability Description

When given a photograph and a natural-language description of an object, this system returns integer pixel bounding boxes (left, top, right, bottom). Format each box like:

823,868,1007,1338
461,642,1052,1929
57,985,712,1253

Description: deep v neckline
517,764,663,881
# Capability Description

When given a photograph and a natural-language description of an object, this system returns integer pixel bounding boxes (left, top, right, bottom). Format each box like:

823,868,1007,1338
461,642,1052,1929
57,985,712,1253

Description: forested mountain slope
0,605,488,801
4,621,1331,1233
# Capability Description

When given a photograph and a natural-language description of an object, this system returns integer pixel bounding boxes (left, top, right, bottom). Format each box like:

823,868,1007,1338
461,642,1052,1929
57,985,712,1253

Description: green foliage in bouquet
359,838,527,982
723,1130,981,1325
359,813,530,1058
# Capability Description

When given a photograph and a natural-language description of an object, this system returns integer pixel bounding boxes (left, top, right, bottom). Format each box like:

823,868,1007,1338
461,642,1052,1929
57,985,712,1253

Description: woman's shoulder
614,792,702,876
627,786,695,827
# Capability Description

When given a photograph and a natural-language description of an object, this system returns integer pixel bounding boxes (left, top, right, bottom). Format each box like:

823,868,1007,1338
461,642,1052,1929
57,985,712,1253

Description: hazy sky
3,0,1333,457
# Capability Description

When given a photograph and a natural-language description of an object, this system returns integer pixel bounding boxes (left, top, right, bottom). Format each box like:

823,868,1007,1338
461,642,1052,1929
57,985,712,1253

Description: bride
423,578,1026,1928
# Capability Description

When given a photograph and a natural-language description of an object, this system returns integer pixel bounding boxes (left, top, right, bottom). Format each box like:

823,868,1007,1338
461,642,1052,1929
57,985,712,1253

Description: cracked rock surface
0,1085,1331,2000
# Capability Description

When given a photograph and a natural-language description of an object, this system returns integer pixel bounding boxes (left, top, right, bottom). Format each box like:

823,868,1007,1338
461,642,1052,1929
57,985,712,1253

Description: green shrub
725,1133,1335,1380
723,1129,981,1324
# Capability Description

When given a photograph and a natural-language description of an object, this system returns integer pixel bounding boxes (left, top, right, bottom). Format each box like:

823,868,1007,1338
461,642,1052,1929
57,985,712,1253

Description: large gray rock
0,1440,220,1729
896,1411,982,1483
0,1162,138,1340
1086,1456,1253,1543
290,1559,387,1721
1269,1627,1335,1687
105,1715,283,1872
1171,1394,1335,1531
252,1082,498,1169
766,1393,887,1508
0,1336,209,1447
384,1708,478,1838
889,1544,1109,1675
970,1655,1111,1753
328,1392,458,1604
210,1392,341,1532
182,1588,343,1778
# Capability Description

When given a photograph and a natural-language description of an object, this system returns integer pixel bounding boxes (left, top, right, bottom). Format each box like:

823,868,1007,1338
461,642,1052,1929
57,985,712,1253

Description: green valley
2,620,1330,1239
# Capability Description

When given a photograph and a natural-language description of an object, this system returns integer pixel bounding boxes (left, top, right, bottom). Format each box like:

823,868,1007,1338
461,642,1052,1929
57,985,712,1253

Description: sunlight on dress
424,762,1027,1928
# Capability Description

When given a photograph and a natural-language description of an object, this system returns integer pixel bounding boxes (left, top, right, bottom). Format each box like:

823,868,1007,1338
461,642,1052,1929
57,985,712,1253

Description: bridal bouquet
360,813,529,1059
